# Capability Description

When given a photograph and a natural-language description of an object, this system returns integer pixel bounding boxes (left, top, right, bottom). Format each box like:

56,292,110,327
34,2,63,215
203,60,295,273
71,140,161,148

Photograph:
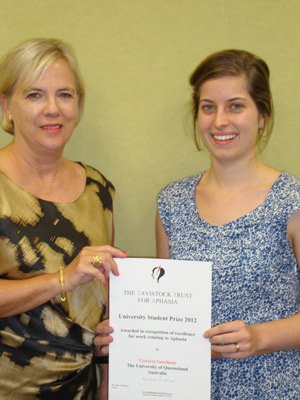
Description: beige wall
1,0,300,256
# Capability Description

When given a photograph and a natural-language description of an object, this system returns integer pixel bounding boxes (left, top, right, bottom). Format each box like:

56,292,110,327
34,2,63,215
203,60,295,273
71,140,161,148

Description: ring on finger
235,343,240,353
92,255,103,267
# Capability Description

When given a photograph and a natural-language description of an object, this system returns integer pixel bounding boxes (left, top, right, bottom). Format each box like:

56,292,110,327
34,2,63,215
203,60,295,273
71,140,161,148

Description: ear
258,114,266,130
0,94,10,115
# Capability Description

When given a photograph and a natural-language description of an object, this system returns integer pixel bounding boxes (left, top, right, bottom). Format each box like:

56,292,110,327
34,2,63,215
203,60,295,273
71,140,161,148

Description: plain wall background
1,0,300,256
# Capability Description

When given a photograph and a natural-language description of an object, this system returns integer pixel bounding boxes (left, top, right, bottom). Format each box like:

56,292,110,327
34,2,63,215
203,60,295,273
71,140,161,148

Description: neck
7,141,65,181
206,154,267,190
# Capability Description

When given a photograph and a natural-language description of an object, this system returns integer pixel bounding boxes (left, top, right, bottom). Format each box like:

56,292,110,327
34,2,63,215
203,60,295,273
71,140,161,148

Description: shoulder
81,163,115,193
79,163,115,211
158,174,201,203
271,172,300,220
157,174,201,220
157,174,202,236
275,172,300,201
277,172,300,188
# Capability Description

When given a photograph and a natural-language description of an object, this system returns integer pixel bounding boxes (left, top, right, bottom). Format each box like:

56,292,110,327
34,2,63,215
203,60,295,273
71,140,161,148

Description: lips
210,133,238,143
41,124,62,133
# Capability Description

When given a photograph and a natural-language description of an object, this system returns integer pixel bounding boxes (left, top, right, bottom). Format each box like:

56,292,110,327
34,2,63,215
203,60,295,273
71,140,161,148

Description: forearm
97,364,108,400
0,273,60,317
98,363,108,382
255,313,300,353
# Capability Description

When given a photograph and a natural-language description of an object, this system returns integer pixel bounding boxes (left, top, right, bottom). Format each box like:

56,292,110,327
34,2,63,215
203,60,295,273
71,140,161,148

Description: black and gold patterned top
0,163,114,399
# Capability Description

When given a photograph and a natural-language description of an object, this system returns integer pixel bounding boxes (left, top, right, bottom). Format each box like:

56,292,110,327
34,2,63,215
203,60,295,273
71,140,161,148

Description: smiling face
4,58,79,156
198,75,264,163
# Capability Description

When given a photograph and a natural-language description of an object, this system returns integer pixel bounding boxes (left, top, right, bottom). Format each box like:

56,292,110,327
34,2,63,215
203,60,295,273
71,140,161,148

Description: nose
213,108,229,128
44,97,60,116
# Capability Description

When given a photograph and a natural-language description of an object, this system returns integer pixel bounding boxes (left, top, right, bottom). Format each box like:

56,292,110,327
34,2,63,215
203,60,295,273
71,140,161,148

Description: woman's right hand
0,245,126,318
63,245,127,292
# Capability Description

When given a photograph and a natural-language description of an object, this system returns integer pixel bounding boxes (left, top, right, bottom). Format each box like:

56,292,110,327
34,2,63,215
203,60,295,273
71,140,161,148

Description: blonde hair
0,38,85,134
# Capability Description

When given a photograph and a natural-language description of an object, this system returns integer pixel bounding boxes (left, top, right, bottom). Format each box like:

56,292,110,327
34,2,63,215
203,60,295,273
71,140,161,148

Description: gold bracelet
59,266,66,302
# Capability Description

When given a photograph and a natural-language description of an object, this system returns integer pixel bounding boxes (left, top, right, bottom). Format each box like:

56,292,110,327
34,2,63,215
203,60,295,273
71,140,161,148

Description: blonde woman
0,38,126,399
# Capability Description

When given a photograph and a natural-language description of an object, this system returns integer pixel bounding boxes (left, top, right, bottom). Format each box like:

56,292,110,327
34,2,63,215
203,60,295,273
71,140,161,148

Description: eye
26,92,42,100
201,104,215,114
229,103,244,112
58,91,73,99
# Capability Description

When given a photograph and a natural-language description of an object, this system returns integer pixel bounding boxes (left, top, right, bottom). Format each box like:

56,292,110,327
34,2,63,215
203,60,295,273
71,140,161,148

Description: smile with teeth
42,124,62,130
211,133,238,141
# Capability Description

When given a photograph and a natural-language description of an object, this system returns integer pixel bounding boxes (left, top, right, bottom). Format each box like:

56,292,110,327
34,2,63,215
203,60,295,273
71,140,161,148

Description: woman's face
5,58,79,155
198,75,264,163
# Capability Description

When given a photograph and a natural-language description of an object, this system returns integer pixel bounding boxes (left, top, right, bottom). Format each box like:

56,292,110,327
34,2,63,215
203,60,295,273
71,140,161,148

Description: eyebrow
23,87,76,93
57,87,77,92
23,87,42,92
200,97,248,102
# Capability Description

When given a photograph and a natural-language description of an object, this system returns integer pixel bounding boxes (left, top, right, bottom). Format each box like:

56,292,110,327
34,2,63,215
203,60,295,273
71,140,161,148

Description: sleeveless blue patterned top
158,172,300,400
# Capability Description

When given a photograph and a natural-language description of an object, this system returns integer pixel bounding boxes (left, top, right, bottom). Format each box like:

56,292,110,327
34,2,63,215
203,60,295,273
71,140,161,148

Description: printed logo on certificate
109,258,212,400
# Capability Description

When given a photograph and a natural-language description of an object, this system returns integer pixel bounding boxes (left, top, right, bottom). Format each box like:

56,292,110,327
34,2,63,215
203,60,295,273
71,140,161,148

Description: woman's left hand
203,320,261,359
94,319,114,356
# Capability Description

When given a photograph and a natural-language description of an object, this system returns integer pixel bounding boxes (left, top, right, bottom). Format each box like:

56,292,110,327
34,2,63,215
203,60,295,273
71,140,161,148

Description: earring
8,113,12,122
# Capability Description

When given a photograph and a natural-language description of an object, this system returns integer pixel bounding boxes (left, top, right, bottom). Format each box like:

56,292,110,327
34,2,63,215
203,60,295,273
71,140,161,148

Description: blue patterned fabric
158,172,300,399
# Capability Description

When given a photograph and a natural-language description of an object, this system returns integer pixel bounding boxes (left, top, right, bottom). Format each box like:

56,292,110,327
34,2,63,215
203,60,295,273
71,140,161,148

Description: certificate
109,258,212,400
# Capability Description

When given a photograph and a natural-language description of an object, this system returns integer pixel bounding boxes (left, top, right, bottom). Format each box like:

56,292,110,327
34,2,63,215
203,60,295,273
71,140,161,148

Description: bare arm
94,320,114,400
0,244,126,317
204,211,300,359
288,210,300,270
156,211,170,258
254,211,300,352
0,273,60,317
94,318,113,400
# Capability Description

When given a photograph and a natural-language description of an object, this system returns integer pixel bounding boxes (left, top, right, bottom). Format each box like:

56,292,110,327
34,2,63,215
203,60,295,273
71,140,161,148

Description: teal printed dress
158,172,300,400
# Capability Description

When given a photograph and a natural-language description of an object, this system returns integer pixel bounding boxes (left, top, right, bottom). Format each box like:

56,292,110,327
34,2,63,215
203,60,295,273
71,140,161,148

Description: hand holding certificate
109,258,212,400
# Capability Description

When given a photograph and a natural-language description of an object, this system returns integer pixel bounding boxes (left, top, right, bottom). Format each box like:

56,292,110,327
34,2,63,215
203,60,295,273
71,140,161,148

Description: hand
63,245,127,292
94,319,114,356
203,320,261,359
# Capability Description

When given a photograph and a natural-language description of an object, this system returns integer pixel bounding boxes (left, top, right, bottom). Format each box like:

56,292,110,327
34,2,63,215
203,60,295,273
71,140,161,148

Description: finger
83,265,107,285
96,319,110,331
204,320,244,338
210,331,243,346
96,324,114,335
221,348,250,360
82,257,114,285
94,334,113,348
218,351,244,360
204,326,226,338
90,251,120,277
211,342,241,354
98,257,119,277
98,345,109,356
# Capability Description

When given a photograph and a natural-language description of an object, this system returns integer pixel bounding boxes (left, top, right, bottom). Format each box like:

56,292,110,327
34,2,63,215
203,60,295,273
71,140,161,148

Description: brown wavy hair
189,49,274,150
